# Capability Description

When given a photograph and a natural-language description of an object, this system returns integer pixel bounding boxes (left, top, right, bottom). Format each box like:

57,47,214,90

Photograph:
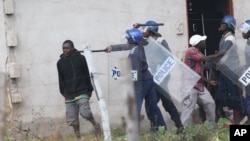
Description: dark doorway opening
187,0,233,55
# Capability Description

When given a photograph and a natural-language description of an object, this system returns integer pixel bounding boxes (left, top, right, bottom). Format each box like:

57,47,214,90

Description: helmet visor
120,31,129,43
120,30,137,44
238,22,250,33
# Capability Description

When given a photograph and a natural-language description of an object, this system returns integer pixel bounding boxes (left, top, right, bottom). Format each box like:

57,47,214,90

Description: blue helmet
245,20,250,25
239,19,250,33
145,20,159,32
126,28,143,44
221,15,236,31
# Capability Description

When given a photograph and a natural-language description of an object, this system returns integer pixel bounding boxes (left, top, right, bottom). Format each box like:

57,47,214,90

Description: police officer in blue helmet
215,15,246,123
238,19,250,125
134,20,171,51
104,21,183,133
239,19,250,39
219,15,236,34
142,20,161,37
135,20,184,133
126,28,167,131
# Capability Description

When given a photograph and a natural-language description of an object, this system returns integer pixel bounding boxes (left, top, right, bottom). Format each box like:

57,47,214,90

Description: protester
57,40,101,141
181,34,223,128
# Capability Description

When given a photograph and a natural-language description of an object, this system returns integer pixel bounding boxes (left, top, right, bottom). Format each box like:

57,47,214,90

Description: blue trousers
145,84,182,128
245,85,250,116
134,79,167,129
215,73,245,115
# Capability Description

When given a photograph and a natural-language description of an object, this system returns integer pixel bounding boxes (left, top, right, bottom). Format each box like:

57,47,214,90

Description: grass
5,118,231,141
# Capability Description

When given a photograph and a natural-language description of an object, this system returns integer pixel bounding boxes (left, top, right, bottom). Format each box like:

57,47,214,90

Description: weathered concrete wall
0,1,8,140
1,0,188,139
2,0,249,139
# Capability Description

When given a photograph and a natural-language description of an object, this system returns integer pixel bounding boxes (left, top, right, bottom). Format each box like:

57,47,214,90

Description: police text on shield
239,66,250,86
154,57,176,85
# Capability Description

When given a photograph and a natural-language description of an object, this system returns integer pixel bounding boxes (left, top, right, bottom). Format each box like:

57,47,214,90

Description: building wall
1,0,249,139
0,1,8,140
0,0,188,138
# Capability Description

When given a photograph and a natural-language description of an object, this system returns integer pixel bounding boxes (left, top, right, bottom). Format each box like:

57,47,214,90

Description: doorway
187,0,233,55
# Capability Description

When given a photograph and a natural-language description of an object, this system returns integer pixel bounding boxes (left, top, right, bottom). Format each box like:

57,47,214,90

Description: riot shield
107,50,140,141
83,44,138,140
216,41,250,87
143,37,200,102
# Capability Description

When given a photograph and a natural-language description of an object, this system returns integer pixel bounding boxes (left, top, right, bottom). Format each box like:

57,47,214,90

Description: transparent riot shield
144,37,201,102
83,43,139,140
107,51,139,141
216,41,250,87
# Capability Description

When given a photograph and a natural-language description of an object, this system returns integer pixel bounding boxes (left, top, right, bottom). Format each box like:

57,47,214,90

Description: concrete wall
1,0,249,139
0,0,188,139
0,1,7,140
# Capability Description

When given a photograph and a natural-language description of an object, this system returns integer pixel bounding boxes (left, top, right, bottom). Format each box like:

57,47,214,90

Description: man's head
238,20,250,39
142,20,161,38
218,15,236,33
125,28,143,45
62,40,74,57
189,34,207,49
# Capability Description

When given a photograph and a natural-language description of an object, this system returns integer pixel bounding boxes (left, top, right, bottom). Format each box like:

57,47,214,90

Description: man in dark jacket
57,40,100,141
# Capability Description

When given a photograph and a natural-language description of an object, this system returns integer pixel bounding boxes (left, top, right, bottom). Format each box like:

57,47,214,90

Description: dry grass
5,118,231,141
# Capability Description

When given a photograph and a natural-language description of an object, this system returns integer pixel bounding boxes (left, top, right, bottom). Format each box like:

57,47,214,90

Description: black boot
175,120,184,134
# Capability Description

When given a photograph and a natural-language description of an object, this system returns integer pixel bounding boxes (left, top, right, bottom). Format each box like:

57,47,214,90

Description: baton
135,23,164,26
78,49,106,53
